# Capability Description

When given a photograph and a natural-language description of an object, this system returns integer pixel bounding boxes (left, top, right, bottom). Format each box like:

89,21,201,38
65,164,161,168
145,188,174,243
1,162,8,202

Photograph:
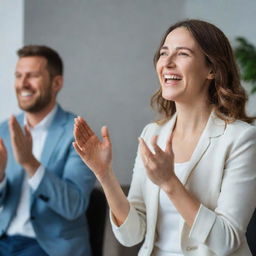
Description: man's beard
18,89,52,113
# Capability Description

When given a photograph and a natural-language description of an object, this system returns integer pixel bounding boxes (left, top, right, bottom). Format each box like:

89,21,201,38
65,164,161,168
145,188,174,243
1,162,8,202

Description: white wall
24,0,185,184
0,0,24,122
2,0,256,184
184,0,256,116
185,0,256,44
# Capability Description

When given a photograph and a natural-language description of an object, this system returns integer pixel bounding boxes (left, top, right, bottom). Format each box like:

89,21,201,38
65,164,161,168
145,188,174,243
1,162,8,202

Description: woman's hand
0,138,7,181
139,133,176,191
74,117,130,226
73,117,112,180
140,133,200,227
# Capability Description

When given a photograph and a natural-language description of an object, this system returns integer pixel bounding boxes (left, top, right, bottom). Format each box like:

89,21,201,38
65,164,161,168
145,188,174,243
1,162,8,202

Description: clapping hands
139,133,175,190
8,116,39,176
73,117,112,180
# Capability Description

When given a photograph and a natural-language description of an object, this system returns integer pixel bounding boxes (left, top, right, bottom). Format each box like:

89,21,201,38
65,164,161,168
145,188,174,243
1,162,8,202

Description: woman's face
156,27,213,104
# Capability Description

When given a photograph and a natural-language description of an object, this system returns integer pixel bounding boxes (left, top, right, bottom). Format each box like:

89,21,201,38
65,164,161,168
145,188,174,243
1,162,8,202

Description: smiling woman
73,19,256,256
155,26,214,108
152,20,253,125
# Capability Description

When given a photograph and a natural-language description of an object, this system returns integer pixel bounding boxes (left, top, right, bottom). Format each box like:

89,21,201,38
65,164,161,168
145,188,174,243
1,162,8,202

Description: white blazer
111,113,256,256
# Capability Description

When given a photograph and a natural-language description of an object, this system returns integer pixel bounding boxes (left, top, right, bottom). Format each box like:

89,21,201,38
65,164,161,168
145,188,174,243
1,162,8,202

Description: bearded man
0,45,95,256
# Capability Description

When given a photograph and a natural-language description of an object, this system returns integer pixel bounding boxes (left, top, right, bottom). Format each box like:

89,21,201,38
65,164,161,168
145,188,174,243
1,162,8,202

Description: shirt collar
24,105,58,131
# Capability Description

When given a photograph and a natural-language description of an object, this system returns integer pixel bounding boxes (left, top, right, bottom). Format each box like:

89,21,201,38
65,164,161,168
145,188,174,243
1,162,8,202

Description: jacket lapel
40,105,67,167
182,112,226,185
156,112,226,185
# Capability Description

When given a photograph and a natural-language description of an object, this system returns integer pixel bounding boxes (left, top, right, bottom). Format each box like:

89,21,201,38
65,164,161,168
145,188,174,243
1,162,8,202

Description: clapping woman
74,19,256,256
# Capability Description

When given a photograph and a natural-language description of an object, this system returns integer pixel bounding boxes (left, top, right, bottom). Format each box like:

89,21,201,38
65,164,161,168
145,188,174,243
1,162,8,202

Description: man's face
15,56,54,113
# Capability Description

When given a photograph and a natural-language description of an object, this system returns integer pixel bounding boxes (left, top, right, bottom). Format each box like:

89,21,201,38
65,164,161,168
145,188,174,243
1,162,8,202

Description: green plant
234,37,256,94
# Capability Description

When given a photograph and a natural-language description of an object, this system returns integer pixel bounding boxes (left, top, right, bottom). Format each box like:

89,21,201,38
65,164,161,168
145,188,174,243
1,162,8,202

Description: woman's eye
178,52,189,56
159,52,168,56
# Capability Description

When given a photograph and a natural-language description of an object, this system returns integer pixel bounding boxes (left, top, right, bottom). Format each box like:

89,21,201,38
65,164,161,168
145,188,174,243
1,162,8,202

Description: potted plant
234,37,256,94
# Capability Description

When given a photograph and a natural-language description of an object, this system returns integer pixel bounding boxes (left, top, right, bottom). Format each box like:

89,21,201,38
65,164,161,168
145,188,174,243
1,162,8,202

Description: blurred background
1,0,256,185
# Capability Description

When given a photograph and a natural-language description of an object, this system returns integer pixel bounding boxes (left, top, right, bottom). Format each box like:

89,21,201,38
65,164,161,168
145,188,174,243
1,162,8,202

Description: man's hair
17,45,63,78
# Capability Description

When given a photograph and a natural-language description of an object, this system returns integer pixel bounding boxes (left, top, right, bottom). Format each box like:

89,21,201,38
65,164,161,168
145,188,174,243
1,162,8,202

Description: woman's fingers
75,123,88,143
74,117,92,147
165,132,174,154
78,116,94,137
139,138,153,157
73,141,85,158
139,137,154,166
101,126,111,146
74,126,89,152
151,135,162,154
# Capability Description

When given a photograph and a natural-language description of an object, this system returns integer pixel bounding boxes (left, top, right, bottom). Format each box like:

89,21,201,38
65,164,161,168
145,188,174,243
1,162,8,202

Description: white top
0,105,57,237
154,161,190,256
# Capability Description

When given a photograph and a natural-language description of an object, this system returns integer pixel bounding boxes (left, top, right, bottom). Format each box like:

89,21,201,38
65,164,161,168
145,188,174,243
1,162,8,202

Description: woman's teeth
164,74,182,82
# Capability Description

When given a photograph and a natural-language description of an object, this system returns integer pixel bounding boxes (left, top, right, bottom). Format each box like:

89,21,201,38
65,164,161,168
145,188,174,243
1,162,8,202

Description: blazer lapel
40,105,67,167
182,128,211,185
182,112,226,185
156,112,226,185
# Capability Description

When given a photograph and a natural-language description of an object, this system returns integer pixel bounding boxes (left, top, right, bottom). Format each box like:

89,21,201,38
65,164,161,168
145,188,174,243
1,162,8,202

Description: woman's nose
163,55,176,68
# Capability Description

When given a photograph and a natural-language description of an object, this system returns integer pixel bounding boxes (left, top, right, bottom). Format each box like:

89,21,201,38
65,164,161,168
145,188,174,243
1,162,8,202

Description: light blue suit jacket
0,105,96,256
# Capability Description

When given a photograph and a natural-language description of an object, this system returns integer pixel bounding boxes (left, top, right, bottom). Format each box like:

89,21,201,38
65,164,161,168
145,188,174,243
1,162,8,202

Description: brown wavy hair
151,19,255,124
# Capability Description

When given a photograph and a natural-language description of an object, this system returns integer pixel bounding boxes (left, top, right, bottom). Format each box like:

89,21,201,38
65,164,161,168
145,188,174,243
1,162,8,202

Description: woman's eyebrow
160,45,194,53
175,46,194,53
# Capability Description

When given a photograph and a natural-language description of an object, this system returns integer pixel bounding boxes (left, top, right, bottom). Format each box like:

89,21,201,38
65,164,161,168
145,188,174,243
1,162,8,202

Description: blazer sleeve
33,141,96,220
0,123,8,207
111,123,155,246
189,125,256,256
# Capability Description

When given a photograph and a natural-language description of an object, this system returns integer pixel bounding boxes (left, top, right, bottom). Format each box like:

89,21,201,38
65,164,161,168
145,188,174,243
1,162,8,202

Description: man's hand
9,116,40,177
0,138,7,182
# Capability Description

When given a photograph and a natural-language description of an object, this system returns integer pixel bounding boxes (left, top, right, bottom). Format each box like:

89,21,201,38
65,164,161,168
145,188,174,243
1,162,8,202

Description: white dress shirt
1,106,57,237
154,161,190,256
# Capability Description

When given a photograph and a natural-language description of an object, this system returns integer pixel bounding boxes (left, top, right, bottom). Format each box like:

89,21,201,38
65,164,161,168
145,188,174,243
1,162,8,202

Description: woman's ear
207,70,215,80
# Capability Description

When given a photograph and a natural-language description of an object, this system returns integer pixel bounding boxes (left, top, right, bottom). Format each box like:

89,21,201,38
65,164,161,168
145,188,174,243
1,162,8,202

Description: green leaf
234,37,256,94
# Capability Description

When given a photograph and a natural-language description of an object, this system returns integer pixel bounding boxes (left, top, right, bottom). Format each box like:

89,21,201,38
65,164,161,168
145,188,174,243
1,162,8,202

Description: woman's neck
174,102,212,137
